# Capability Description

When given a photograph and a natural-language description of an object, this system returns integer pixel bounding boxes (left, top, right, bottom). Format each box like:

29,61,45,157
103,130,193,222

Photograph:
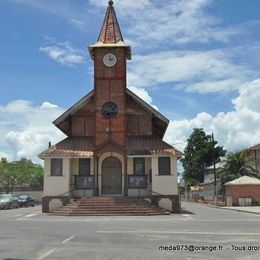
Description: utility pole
212,133,217,205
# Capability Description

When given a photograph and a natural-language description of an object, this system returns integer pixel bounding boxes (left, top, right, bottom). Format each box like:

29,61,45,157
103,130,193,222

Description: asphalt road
0,202,260,260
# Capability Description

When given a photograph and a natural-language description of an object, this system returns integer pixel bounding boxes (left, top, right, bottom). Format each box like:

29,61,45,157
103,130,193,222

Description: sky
0,0,260,165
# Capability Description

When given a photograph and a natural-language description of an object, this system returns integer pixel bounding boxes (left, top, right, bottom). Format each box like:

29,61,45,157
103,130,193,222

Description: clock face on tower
101,102,118,117
103,53,117,67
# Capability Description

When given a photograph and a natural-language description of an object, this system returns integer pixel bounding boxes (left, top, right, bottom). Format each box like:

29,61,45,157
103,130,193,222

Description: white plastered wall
43,158,70,196
151,155,178,195
158,198,173,211
98,152,124,196
49,199,63,212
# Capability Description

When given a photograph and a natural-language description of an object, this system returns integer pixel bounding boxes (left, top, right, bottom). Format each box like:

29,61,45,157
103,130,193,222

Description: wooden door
102,157,122,195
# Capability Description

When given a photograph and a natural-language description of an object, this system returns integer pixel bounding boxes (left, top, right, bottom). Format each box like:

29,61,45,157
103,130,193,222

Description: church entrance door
101,157,122,195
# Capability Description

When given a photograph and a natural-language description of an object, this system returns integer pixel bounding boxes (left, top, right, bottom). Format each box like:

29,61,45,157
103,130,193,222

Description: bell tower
89,1,131,154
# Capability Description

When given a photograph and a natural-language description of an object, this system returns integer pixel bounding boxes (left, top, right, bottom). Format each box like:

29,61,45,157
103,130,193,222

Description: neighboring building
189,185,203,201
245,144,260,173
39,1,181,213
225,176,260,206
202,162,223,202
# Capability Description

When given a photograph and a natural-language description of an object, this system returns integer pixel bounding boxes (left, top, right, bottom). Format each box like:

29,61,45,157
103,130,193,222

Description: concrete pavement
0,202,260,259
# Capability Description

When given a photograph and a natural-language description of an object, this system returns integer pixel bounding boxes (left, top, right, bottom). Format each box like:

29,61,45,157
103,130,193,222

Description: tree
218,151,259,184
0,158,43,193
181,128,226,187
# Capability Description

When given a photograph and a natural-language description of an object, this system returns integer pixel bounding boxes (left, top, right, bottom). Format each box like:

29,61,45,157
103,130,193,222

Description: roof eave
126,88,169,125
53,90,94,127
88,43,132,60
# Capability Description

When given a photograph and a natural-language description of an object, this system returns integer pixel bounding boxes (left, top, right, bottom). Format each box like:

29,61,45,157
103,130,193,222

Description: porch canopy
39,136,181,158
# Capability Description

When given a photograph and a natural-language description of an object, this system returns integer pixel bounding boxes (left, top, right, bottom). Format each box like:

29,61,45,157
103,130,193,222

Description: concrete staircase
52,196,170,216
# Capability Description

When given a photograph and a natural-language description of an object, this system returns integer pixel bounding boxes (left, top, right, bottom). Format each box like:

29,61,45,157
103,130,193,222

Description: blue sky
0,0,260,163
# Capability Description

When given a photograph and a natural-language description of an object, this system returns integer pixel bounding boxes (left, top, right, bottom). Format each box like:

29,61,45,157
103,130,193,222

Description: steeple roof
98,0,123,44
88,1,131,60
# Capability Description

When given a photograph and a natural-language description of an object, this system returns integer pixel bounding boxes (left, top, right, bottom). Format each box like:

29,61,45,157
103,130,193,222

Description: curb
184,201,260,215
218,207,260,215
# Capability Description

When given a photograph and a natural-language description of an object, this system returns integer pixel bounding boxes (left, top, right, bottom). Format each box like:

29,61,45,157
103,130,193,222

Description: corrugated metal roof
97,1,123,44
39,137,94,158
225,176,260,185
127,136,182,157
39,136,182,158
249,143,260,150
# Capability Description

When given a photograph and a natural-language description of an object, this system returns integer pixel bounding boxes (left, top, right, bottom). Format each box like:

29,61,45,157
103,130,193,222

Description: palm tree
218,151,259,184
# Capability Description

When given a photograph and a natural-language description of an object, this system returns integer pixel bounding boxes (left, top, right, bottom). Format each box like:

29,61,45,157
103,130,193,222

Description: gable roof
53,88,169,138
248,144,260,150
126,88,169,125
225,176,260,185
88,1,131,60
53,90,94,127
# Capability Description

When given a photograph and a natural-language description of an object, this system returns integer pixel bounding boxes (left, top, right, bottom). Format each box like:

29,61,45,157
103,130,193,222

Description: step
53,197,168,216
54,212,167,216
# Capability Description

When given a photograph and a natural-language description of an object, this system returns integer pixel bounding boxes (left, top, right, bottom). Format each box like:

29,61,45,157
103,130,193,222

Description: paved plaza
0,202,260,259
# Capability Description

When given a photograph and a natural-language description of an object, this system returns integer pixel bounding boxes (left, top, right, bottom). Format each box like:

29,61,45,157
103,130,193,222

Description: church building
39,1,181,214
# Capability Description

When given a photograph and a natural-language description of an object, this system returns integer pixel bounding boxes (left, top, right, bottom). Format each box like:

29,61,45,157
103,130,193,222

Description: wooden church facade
39,1,181,213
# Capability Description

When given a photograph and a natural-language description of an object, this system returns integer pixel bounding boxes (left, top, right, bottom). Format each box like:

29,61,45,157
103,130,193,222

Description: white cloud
128,50,254,93
40,102,58,109
0,152,12,162
232,79,260,112
164,79,260,153
128,86,158,110
0,100,65,163
12,0,251,50
70,18,85,28
89,0,150,11
90,0,241,48
40,41,86,66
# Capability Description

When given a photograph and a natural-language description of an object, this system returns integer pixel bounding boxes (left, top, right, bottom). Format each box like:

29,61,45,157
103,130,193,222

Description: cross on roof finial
108,0,113,6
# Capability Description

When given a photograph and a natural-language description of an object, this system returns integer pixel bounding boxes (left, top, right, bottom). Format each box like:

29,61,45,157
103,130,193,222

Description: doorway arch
101,157,122,195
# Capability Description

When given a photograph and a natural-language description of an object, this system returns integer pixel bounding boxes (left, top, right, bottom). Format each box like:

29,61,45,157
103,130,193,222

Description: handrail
55,184,75,197
145,188,164,196
135,187,166,197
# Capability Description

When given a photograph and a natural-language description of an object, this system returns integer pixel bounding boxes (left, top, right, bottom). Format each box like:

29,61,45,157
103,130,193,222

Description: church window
79,158,91,176
134,158,145,175
101,102,118,117
50,159,63,176
158,157,171,175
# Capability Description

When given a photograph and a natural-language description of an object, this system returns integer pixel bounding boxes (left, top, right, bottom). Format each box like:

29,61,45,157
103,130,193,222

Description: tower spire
97,0,123,44
88,1,131,60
